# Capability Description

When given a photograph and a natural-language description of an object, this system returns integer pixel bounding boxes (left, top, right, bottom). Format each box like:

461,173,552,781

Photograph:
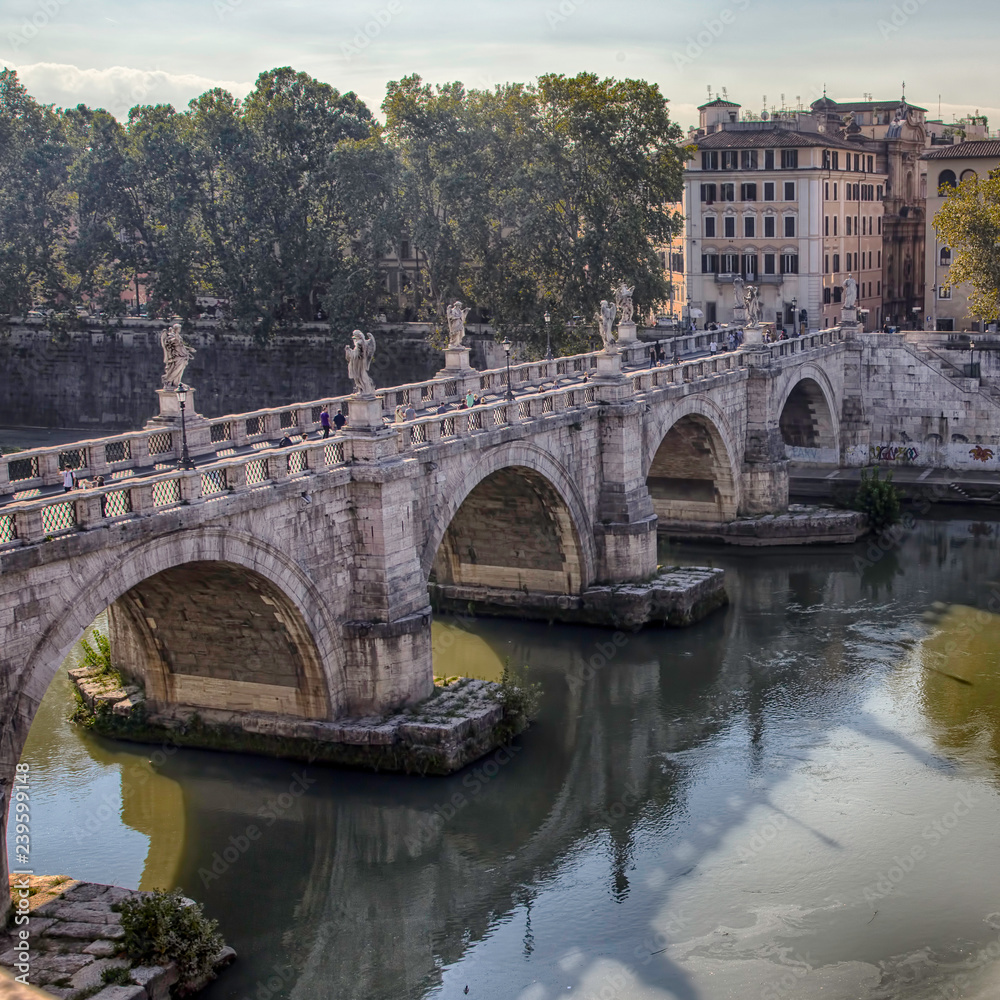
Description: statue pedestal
741,325,765,346
346,395,384,431
594,352,623,380
616,322,638,346
733,307,748,328
842,307,858,325
438,347,474,374
147,388,202,425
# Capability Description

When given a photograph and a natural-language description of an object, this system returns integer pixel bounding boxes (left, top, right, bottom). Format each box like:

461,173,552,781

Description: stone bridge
0,329,852,903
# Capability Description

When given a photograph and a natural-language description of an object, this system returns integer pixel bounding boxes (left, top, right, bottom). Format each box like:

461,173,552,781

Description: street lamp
176,383,195,470
544,311,552,360
501,338,514,401
970,339,977,377
791,297,797,335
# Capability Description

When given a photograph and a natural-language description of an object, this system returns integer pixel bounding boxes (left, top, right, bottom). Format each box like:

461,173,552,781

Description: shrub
79,629,115,678
853,466,902,533
119,889,223,984
493,660,541,739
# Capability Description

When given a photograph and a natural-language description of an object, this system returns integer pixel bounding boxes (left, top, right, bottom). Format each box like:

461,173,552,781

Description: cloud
0,60,253,117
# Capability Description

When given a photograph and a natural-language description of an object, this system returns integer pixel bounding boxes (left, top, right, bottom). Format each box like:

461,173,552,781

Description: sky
2,0,1000,131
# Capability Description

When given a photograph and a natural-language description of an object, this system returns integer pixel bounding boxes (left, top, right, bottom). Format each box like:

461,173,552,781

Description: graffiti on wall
869,445,918,463
970,445,995,463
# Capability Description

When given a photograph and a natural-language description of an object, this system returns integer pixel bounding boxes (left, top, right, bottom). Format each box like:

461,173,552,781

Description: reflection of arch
644,398,741,523
14,528,341,727
938,169,957,191
776,370,840,461
424,446,594,594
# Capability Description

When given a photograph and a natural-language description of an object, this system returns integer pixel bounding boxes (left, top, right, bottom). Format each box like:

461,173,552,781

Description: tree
383,72,687,352
0,70,72,315
934,169,1000,323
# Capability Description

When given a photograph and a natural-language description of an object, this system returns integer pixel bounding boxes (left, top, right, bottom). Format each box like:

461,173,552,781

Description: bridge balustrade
0,436,352,549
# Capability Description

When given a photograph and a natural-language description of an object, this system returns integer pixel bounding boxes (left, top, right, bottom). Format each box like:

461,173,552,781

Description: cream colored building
684,99,887,333
922,140,1000,331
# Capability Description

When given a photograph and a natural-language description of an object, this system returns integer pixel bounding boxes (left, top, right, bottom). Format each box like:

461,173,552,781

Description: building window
702,151,719,170
784,216,796,237
781,149,798,169
722,252,739,273
824,287,832,304
867,156,874,172
846,216,852,236
939,286,952,299
765,149,775,170
744,216,755,238
938,169,958,191
741,182,758,201
877,216,882,234
877,280,881,294
833,253,840,273
671,251,684,272
400,240,410,259
833,183,838,200
741,150,759,170
825,216,830,236
780,253,799,274
783,181,796,201
724,216,736,238
764,253,776,275
833,216,838,236
764,216,776,238
742,253,758,278
721,183,735,201
940,247,951,266
825,254,829,274
763,181,776,201
704,216,716,237
854,154,860,172
833,286,842,303
701,183,717,203
702,253,719,274
877,185,883,200
823,151,832,169
722,151,738,170
832,152,839,170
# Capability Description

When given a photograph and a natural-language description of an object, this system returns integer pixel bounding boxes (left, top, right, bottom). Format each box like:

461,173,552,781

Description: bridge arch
8,527,341,749
643,396,743,523
423,443,595,595
776,366,841,463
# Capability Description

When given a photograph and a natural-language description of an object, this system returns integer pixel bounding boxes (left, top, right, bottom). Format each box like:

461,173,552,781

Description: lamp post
501,338,514,402
970,339,977,377
176,383,195,470
791,297,797,336
544,310,552,360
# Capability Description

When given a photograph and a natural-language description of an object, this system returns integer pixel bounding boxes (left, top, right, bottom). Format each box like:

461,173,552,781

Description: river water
10,513,1000,1000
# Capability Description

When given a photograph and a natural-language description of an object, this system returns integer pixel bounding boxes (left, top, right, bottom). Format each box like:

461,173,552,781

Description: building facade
922,140,1000,331
684,99,887,334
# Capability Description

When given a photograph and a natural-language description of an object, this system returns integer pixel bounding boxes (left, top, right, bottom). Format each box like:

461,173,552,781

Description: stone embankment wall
843,333,1000,471
0,322,487,430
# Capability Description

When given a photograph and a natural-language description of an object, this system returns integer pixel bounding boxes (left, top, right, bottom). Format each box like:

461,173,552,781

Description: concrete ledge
658,505,867,546
429,566,728,630
70,673,521,776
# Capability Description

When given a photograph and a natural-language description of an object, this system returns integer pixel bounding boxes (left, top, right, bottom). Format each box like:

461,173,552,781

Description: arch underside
779,377,838,463
431,466,584,594
110,561,330,720
647,415,738,523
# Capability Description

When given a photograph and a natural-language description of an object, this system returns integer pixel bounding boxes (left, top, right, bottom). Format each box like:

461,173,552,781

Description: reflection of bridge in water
0,331,855,916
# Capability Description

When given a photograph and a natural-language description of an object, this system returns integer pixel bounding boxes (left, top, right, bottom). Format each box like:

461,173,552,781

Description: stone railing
0,438,350,549
0,332,843,543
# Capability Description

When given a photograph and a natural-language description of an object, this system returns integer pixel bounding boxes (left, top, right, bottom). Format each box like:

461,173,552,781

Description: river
9,513,1000,1000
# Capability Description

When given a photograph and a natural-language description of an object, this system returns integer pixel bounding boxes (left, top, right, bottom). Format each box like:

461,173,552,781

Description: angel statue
597,300,618,353
446,300,471,348
843,274,858,309
744,284,762,327
614,282,635,326
161,322,196,389
345,330,377,396
732,275,746,312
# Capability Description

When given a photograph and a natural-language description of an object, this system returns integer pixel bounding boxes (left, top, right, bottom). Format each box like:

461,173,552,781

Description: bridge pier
740,367,791,515
593,378,658,583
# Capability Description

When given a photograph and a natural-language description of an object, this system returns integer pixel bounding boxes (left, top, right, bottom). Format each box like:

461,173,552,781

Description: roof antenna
722,86,728,100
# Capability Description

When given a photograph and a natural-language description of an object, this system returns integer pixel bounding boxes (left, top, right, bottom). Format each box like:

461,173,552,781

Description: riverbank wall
0,321,486,431
0,875,234,1000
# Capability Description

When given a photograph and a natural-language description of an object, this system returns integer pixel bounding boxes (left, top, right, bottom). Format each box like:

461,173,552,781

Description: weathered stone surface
82,940,118,958
129,962,178,1000
68,957,130,991
88,986,147,1000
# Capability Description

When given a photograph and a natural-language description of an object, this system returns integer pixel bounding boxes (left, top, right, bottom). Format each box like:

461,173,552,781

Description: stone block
69,956,131,991
130,962,179,1000
88,987,147,1000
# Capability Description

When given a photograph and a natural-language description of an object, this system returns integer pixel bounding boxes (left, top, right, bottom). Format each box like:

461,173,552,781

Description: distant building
684,98,887,333
922,140,1000,331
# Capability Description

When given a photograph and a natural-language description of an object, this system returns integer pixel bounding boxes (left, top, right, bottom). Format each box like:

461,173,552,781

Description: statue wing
363,333,377,358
